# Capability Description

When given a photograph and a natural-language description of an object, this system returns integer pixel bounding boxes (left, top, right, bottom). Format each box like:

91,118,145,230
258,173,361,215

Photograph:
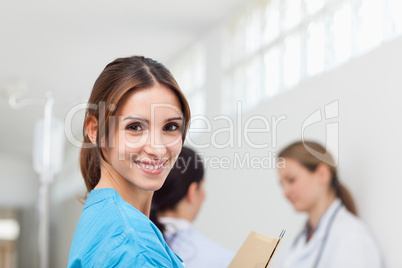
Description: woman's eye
164,123,179,131
126,124,143,131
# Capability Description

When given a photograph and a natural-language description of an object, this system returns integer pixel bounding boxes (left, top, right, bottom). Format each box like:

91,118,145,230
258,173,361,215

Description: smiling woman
68,56,190,268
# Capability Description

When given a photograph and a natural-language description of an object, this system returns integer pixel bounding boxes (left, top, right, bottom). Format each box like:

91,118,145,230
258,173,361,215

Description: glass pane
244,57,262,109
305,0,325,15
180,67,192,94
306,20,325,77
282,0,302,31
233,17,247,62
245,9,262,54
234,66,246,104
283,34,301,88
189,91,206,117
193,49,206,89
263,0,280,43
384,0,402,39
354,0,383,55
188,90,207,133
171,45,205,101
222,29,233,68
329,3,352,67
221,75,234,113
264,47,280,97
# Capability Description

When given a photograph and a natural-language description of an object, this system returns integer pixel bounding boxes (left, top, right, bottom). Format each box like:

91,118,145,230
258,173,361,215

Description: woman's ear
316,163,331,185
86,116,98,146
185,182,199,204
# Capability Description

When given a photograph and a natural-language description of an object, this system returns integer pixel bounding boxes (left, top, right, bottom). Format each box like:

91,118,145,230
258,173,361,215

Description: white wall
189,30,402,267
0,154,38,208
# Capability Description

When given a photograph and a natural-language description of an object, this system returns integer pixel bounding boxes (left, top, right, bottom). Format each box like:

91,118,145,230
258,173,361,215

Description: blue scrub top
68,188,184,268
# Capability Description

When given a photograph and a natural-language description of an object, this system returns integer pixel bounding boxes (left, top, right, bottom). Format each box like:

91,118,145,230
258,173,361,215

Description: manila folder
228,231,282,268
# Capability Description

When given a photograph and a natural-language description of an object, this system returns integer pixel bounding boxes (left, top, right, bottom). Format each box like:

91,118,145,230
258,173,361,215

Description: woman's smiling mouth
133,160,168,174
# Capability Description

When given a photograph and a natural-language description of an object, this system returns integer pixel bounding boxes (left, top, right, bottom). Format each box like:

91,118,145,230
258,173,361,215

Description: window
222,0,402,113
170,45,206,129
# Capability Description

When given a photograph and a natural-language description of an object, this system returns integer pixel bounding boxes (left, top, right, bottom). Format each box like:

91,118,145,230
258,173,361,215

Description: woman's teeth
137,162,164,170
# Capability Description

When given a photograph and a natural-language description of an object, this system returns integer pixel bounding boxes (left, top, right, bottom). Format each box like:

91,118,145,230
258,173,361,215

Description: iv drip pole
9,91,53,268
38,93,53,268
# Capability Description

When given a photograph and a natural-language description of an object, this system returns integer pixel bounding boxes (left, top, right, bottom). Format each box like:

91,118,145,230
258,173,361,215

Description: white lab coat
279,199,384,268
159,217,234,268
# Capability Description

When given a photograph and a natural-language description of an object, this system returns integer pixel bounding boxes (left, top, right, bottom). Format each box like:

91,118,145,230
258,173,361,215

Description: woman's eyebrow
124,116,149,123
165,117,183,123
123,116,182,123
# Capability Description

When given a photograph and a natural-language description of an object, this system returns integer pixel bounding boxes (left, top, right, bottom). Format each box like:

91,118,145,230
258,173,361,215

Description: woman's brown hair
278,141,357,216
80,56,191,194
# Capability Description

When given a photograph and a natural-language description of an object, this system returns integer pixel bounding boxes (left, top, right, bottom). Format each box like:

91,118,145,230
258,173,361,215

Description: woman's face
190,179,206,222
278,158,323,212
107,84,184,192
194,179,206,213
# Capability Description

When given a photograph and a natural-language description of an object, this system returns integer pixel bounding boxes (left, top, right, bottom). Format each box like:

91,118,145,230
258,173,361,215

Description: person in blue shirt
68,56,191,267
151,147,234,268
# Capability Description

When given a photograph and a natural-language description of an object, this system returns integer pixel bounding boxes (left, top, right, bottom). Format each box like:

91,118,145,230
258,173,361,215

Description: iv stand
38,93,53,268
9,91,53,268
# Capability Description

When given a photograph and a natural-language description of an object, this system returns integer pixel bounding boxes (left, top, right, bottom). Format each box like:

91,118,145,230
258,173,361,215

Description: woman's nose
143,132,167,158
283,186,291,199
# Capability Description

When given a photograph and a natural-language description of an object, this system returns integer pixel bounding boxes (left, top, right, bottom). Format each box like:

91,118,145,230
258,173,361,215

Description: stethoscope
291,202,343,268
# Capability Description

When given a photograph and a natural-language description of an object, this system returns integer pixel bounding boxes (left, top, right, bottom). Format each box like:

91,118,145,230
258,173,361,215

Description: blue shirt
68,188,184,268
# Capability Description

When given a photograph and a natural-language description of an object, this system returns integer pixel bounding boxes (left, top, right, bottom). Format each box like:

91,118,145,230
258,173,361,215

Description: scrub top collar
159,217,192,236
84,188,149,221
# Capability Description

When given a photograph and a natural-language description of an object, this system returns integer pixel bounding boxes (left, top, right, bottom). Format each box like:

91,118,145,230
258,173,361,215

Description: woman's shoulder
83,188,156,236
331,207,380,250
70,229,177,268
333,207,372,235
322,207,383,267
72,188,156,247
69,188,175,267
94,229,175,267
79,190,135,228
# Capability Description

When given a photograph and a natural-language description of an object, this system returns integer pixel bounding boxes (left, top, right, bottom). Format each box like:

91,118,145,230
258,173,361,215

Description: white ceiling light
0,219,20,241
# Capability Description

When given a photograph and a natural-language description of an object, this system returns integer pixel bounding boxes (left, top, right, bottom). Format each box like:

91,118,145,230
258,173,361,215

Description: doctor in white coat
277,141,384,268
151,147,234,268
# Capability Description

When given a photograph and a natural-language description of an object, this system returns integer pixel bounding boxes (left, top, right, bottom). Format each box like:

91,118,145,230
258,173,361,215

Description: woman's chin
292,203,306,212
138,182,165,192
